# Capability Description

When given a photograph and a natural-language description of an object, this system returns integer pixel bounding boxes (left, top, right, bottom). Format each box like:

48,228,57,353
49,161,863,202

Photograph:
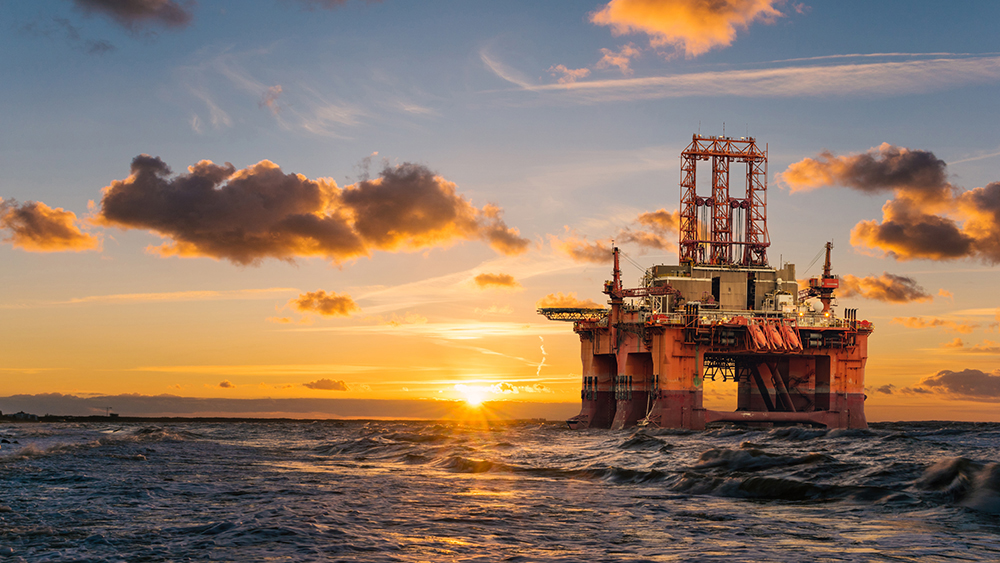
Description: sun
455,384,487,407
463,388,486,407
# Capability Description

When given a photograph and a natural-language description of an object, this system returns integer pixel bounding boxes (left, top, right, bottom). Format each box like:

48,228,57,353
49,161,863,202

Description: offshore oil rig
539,135,872,430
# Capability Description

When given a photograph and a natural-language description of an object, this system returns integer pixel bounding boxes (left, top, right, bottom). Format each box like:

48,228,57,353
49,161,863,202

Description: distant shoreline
2,415,553,424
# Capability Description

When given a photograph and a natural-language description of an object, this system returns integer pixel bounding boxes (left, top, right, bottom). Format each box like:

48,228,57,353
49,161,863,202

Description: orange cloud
536,292,603,308
942,338,965,349
595,43,642,75
590,0,783,57
473,273,521,290
289,290,360,317
891,317,978,334
95,156,529,265
966,340,1000,354
550,231,613,263
219,380,235,388
548,65,591,84
839,273,932,303
618,208,680,250
938,288,954,300
0,199,101,253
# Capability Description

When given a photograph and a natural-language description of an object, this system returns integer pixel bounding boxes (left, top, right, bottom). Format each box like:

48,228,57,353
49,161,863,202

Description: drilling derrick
539,135,873,431
679,134,769,267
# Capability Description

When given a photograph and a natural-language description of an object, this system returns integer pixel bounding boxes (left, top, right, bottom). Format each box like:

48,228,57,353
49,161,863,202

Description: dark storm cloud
920,369,1000,399
340,164,528,256
95,156,528,265
782,145,1000,264
302,378,349,391
851,199,975,261
0,199,100,252
838,273,932,303
779,143,953,202
71,0,194,29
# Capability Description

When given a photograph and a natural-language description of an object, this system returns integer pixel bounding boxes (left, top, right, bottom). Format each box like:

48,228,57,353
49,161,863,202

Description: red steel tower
678,134,769,267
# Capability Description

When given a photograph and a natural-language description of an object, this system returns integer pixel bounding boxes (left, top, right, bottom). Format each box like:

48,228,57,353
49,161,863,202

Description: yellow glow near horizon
455,383,487,406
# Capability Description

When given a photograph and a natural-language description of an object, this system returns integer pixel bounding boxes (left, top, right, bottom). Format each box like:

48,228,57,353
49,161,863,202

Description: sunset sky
2,0,999,420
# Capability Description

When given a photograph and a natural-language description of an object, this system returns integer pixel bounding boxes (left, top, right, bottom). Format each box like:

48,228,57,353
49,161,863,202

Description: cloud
938,288,954,300
219,380,235,389
302,378,349,391
536,292,602,308
548,65,591,84
617,208,680,250
289,290,360,317
473,273,521,290
60,287,296,305
875,384,895,395
595,43,642,75
838,273,932,303
488,55,1000,103
891,317,978,334
94,156,528,265
943,338,965,349
966,340,1000,354
488,381,552,395
782,145,1000,264
550,232,613,263
259,85,282,114
550,208,679,261
372,312,428,327
899,386,932,395
778,143,952,201
19,16,117,55
590,0,783,57
72,0,194,30
0,199,101,252
920,369,1000,399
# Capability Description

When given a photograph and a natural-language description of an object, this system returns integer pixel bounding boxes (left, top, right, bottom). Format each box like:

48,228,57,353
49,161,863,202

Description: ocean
1,420,999,562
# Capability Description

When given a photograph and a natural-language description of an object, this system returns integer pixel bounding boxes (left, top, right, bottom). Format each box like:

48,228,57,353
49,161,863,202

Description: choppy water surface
2,420,999,562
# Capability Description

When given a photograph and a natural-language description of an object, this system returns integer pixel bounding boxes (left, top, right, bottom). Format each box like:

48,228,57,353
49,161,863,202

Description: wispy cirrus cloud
484,54,1000,103
63,288,297,305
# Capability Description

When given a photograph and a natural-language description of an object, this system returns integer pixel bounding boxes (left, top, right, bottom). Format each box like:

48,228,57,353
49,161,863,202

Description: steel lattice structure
678,134,769,267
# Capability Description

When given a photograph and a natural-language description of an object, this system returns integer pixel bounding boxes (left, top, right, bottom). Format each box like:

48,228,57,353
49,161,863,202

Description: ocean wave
916,457,1000,513
694,447,832,472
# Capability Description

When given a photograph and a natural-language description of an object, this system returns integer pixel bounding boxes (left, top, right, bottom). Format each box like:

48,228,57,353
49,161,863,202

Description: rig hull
566,308,871,430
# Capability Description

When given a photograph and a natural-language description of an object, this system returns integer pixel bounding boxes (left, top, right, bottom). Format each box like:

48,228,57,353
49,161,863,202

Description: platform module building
539,135,873,430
